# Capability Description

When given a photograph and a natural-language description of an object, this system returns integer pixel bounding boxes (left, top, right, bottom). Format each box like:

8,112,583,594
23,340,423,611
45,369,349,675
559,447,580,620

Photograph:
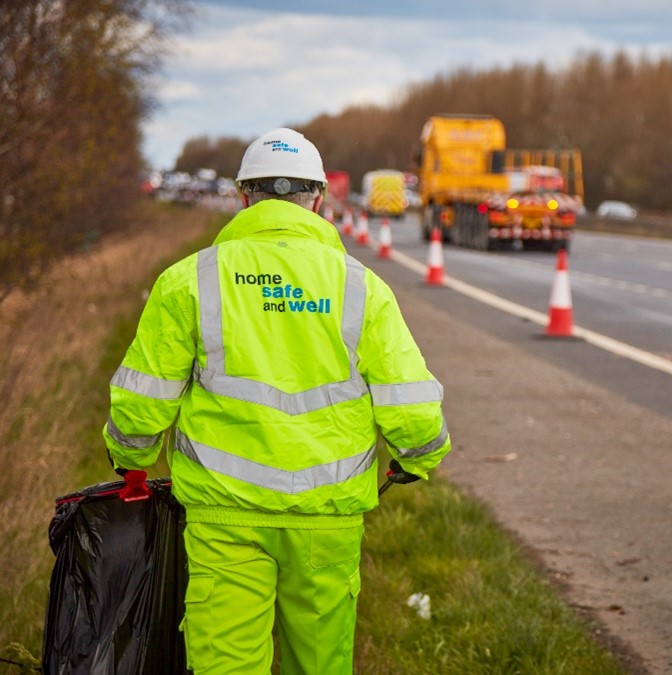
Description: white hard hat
236,128,327,187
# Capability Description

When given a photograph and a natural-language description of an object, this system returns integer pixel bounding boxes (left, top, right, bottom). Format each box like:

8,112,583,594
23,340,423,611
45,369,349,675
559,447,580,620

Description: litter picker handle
378,465,400,496
378,479,393,496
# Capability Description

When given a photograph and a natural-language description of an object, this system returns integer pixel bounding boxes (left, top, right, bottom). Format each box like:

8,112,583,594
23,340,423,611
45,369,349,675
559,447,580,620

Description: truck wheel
463,205,474,248
421,206,434,240
475,211,490,251
459,204,488,250
453,204,465,247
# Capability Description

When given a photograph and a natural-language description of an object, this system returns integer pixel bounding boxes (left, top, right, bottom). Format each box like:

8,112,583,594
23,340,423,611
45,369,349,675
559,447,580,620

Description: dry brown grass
0,202,218,656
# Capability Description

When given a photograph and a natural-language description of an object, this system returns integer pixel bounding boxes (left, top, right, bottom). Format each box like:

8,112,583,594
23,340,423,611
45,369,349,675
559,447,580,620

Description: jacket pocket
180,574,214,671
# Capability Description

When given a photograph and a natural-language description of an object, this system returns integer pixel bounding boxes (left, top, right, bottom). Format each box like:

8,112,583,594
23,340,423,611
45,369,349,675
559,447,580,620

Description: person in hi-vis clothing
104,127,451,674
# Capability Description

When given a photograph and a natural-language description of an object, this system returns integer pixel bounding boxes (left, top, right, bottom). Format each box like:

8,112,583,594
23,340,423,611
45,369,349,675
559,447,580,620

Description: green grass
355,478,626,674
0,207,628,673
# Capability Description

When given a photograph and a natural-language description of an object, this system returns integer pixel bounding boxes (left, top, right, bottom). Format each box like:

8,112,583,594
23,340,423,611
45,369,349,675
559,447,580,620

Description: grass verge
355,476,628,673
0,206,224,671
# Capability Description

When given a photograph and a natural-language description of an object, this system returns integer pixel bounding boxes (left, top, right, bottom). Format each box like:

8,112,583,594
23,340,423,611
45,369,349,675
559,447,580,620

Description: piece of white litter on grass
407,592,431,620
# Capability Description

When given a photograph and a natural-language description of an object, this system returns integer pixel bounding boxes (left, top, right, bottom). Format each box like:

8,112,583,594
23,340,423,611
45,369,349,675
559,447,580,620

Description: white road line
482,255,671,298
387,247,672,377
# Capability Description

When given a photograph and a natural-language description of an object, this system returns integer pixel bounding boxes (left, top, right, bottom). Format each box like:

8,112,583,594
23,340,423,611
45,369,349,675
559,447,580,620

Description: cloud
159,81,203,102
142,3,672,168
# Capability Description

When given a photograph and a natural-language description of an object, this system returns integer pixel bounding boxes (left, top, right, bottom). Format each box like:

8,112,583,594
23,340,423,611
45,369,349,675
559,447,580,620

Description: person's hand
387,459,421,484
106,448,128,476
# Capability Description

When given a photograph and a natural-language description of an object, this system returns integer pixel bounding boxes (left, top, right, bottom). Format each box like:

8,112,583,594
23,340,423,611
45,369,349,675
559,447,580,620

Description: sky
142,0,672,170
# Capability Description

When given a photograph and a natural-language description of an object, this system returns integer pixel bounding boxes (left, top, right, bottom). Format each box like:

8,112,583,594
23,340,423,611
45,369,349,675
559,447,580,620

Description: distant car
596,200,637,219
404,188,422,209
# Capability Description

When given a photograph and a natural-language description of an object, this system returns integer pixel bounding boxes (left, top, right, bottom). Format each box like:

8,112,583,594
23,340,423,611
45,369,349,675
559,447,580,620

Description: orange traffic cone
378,217,392,258
341,208,354,237
545,248,574,337
425,227,445,285
356,211,369,245
324,205,334,224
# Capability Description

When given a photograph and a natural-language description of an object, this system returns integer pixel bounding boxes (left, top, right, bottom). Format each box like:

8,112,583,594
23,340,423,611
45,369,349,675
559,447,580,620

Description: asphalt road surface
343,215,672,674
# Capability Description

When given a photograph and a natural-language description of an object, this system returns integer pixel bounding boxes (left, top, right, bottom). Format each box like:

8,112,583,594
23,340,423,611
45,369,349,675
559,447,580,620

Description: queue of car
140,169,242,212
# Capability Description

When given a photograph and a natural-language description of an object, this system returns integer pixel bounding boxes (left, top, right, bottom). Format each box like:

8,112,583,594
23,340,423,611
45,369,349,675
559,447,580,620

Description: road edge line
388,248,672,377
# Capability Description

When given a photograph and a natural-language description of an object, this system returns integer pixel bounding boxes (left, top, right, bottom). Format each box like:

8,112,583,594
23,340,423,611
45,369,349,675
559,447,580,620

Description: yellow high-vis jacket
104,200,450,527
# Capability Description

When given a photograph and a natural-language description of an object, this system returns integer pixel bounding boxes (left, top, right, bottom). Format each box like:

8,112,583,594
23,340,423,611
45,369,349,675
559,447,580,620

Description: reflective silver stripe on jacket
192,248,369,414
395,417,449,459
111,365,189,400
107,415,161,449
197,246,225,373
175,429,376,493
370,380,443,406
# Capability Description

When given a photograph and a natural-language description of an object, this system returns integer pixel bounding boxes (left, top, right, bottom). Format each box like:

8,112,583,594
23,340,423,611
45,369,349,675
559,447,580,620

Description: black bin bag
42,471,189,675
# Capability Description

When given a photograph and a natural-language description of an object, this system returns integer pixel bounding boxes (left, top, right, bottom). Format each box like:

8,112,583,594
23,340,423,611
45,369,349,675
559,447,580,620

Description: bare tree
0,0,191,303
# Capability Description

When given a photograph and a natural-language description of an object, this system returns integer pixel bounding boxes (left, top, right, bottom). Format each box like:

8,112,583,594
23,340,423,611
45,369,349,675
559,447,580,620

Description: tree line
176,50,672,213
0,0,189,303
3,10,671,305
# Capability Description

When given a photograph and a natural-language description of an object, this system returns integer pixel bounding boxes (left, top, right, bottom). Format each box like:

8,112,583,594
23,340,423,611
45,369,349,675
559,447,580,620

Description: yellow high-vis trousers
181,521,364,674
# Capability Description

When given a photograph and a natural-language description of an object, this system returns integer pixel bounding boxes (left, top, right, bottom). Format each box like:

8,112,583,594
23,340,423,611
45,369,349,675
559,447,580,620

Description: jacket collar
213,200,346,252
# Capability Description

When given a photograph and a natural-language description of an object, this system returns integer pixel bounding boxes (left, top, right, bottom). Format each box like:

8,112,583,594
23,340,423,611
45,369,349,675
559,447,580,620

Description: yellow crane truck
415,114,583,251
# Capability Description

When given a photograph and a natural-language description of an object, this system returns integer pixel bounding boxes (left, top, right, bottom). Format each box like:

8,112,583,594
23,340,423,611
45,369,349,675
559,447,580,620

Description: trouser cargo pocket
180,574,214,672
348,568,361,599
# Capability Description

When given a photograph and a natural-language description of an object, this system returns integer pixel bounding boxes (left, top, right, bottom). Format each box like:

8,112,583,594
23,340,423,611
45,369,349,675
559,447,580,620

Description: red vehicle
323,170,350,218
